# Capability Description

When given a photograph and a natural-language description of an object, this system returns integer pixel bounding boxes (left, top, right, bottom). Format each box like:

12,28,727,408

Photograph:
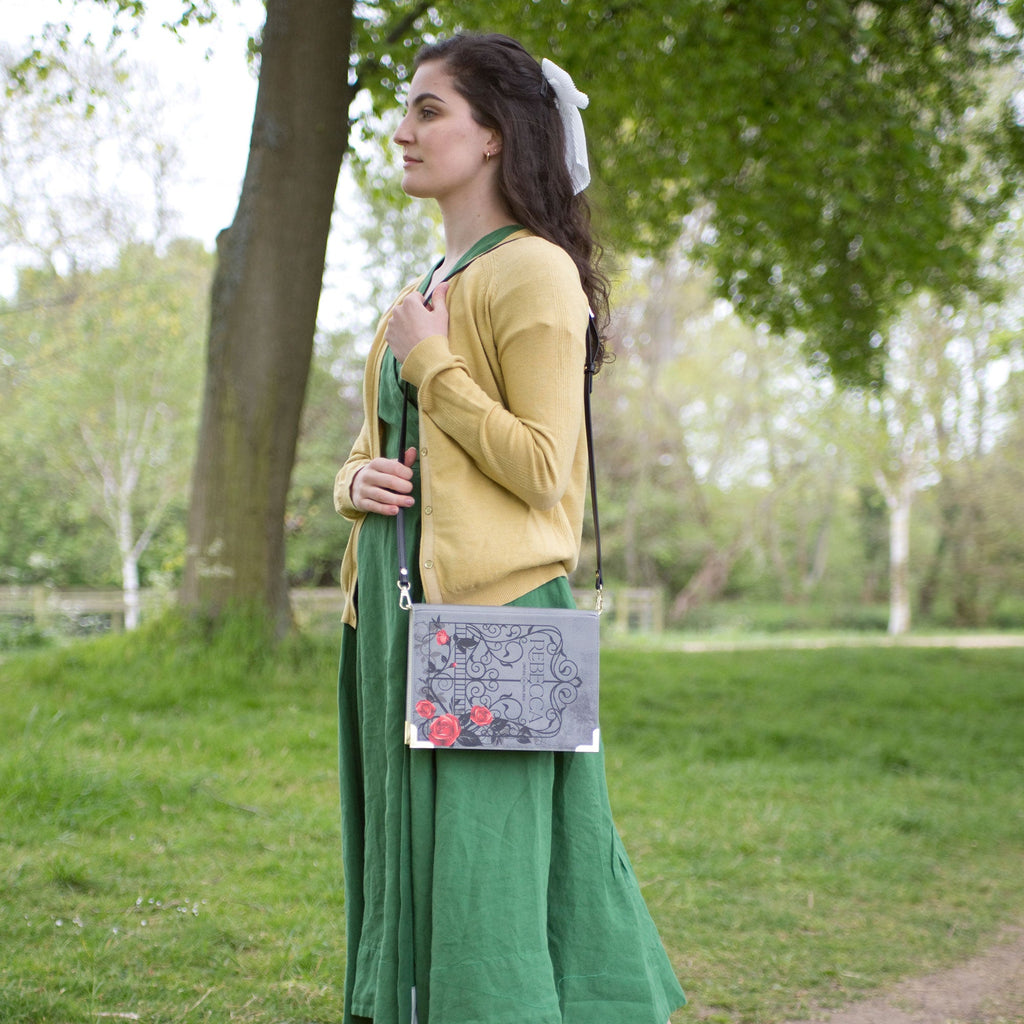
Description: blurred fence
0,585,664,636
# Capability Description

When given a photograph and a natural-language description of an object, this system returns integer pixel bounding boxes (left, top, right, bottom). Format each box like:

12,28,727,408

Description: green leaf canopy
433,0,1024,383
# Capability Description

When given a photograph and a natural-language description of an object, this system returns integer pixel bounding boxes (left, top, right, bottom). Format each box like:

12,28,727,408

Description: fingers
351,456,416,516
383,293,428,361
385,285,449,361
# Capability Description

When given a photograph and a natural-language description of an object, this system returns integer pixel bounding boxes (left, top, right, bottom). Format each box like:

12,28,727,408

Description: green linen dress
337,261,686,1024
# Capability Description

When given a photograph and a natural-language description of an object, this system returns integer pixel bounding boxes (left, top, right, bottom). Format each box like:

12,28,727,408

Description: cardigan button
424,559,434,569
419,447,428,457
424,506,432,515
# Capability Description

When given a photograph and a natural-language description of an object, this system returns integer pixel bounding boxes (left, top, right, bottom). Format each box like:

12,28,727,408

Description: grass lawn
2,615,1023,1023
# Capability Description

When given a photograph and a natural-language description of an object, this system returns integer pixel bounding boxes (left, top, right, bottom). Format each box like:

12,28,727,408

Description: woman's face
393,61,501,206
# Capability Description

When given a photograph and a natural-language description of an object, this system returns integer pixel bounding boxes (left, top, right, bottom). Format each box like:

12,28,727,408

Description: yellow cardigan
333,230,591,627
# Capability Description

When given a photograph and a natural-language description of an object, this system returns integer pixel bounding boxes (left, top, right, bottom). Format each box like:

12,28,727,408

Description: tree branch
350,0,434,95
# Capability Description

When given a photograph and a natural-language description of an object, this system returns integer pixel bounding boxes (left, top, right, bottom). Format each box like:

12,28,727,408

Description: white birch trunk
122,554,141,631
887,474,913,636
117,495,141,631
875,467,913,637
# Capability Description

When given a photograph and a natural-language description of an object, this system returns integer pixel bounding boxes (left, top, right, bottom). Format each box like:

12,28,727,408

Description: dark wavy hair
414,33,611,363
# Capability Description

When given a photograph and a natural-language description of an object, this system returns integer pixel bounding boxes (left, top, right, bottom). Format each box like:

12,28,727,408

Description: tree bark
668,522,753,623
887,481,912,636
181,0,354,634
876,467,914,636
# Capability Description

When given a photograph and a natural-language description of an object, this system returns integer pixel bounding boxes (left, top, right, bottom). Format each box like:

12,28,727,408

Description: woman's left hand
385,281,450,363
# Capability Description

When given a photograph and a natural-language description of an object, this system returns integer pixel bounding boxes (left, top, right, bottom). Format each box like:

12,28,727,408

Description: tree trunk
669,525,751,622
880,471,914,636
116,495,141,631
181,0,354,635
122,552,141,632
917,479,954,619
669,546,735,621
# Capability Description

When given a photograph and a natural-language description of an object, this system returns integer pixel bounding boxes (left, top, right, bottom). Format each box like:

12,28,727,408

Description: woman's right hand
350,447,418,515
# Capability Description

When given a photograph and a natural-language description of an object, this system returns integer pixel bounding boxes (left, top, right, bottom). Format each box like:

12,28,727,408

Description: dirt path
787,925,1024,1024
648,634,1024,653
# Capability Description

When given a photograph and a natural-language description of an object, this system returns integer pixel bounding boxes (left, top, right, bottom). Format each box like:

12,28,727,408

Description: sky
1,0,262,245
0,0,365,330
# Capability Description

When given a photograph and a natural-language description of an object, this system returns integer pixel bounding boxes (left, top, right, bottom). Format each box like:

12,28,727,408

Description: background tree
1,38,206,625
11,0,1024,632
462,0,1024,380
959,385,1024,624
1,241,211,625
285,326,367,589
841,273,1024,635
590,243,859,622
190,0,1024,632
1,44,178,271
915,290,1024,626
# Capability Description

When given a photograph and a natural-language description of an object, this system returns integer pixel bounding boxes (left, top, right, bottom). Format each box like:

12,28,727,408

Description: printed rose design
415,700,436,720
470,705,493,726
428,714,461,747
435,629,449,645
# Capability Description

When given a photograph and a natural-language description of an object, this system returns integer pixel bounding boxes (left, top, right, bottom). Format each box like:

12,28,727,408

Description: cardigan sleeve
400,240,589,511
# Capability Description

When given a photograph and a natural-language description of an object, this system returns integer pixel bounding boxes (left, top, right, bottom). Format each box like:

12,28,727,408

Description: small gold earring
485,151,491,163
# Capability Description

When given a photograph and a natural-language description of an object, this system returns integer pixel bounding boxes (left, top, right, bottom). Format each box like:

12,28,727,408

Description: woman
334,33,686,1024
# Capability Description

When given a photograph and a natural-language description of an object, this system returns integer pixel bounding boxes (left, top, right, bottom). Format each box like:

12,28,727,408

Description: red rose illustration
415,700,436,720
429,714,461,747
436,629,449,645
470,705,493,726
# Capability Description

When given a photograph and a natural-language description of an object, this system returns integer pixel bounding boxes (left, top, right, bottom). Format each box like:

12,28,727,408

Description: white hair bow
541,57,591,194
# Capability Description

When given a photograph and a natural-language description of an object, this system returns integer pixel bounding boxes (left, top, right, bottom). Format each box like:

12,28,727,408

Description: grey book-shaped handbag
397,319,604,752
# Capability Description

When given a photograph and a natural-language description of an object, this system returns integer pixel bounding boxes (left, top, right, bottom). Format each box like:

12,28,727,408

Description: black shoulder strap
584,318,603,601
